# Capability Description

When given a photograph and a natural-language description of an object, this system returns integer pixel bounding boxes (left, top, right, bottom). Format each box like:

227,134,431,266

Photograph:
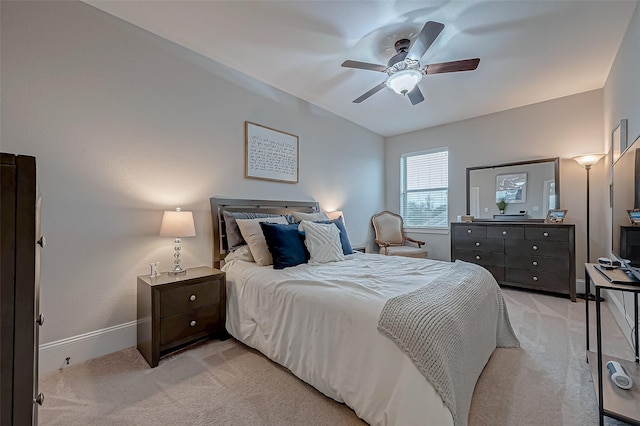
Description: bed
210,197,519,426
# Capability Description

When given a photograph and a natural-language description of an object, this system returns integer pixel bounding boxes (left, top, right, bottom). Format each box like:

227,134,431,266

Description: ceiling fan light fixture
386,69,422,95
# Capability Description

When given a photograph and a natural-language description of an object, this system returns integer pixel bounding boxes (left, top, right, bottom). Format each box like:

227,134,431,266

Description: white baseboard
39,320,137,375
603,289,635,349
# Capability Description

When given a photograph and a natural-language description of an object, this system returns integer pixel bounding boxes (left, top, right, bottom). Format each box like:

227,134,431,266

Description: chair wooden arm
374,239,390,248
405,236,425,248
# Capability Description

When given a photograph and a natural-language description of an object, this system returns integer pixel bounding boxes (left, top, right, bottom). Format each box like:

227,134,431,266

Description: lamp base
168,268,187,275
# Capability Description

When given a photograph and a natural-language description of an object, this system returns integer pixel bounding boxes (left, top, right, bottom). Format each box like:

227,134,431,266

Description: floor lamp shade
159,208,196,275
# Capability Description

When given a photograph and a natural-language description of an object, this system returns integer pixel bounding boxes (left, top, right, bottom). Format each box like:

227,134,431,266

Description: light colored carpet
39,288,634,425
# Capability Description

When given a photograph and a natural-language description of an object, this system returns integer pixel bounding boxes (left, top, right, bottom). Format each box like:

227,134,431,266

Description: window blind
401,149,448,227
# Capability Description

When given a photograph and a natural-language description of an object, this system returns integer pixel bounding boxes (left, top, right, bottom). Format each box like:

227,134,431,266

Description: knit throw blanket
378,260,519,426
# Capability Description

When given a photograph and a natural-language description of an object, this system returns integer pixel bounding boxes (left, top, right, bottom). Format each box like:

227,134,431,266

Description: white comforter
222,253,500,426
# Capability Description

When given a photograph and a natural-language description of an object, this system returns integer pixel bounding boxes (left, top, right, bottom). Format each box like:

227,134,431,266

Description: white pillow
299,220,345,264
292,211,329,223
236,216,289,266
225,245,254,263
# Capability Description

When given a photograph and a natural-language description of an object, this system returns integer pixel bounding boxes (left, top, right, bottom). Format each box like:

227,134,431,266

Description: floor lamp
572,153,605,301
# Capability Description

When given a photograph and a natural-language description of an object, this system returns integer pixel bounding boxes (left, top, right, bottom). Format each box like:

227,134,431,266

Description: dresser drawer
487,226,524,240
506,239,569,257
454,225,486,238
506,254,569,274
455,238,504,252
505,269,568,293
160,281,220,318
455,249,505,267
484,265,505,282
525,227,569,242
160,305,219,347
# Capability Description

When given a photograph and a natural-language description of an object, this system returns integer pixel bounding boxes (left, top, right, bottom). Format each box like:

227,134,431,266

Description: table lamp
159,207,196,275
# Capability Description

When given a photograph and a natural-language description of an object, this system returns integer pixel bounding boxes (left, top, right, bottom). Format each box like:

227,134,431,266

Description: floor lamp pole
586,164,591,264
572,153,605,301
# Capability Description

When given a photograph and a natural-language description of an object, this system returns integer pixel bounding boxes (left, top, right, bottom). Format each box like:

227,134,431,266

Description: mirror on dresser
466,157,560,221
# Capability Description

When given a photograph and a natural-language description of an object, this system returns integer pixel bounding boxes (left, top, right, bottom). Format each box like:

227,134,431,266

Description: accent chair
371,210,428,258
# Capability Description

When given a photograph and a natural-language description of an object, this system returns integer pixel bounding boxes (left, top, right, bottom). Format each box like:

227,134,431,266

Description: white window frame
400,147,449,231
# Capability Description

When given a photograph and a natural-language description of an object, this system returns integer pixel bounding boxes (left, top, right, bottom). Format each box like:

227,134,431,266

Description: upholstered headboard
210,197,320,268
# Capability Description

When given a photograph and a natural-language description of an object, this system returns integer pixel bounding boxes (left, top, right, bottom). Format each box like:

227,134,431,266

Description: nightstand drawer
160,305,219,347
160,281,220,317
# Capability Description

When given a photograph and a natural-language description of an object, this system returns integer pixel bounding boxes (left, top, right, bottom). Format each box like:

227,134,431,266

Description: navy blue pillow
317,217,353,255
259,222,308,269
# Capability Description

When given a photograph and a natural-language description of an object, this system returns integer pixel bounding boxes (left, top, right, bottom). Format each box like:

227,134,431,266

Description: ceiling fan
342,21,480,105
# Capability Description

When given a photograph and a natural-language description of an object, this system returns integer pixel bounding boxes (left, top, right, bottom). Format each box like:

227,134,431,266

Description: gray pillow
222,210,294,250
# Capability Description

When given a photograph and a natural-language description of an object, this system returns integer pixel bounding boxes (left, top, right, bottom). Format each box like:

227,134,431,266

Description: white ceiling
86,0,637,137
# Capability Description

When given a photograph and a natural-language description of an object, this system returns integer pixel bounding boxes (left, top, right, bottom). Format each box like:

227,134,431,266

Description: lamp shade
572,154,605,167
159,208,196,237
325,210,344,221
386,70,422,95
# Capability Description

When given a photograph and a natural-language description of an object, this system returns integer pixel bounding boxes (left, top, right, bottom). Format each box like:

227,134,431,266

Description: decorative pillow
226,245,254,263
259,222,308,269
316,217,353,255
292,211,329,223
223,211,288,249
299,220,345,264
236,216,289,266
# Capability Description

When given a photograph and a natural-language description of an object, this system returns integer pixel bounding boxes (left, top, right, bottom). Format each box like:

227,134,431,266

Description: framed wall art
496,172,527,203
245,121,299,183
612,118,628,165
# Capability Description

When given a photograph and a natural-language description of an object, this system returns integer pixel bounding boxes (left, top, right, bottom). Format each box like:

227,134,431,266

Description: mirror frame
466,157,560,221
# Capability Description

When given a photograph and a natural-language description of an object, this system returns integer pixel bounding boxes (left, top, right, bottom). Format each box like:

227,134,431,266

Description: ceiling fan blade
424,58,480,75
407,86,425,105
342,60,387,72
407,21,445,61
353,82,387,103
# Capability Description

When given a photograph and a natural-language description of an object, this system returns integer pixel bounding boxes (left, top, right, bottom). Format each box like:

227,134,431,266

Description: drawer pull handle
34,393,44,406
532,245,538,250
532,261,538,266
190,320,196,327
533,276,538,281
502,231,507,235
189,295,196,301
467,229,472,234
475,242,480,247
476,255,481,260
543,232,549,237
35,314,44,326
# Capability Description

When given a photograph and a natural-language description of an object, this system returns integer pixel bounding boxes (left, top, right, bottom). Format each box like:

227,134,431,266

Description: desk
584,263,640,425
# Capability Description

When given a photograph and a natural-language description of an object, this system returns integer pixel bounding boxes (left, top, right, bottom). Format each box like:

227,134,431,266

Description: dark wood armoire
1,153,44,425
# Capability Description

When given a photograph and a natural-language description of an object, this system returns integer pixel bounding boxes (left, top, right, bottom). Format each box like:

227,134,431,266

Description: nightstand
137,266,226,367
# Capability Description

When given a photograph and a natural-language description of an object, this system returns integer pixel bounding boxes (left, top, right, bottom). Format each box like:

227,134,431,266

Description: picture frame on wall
545,209,567,224
245,121,299,184
612,118,628,165
496,172,527,203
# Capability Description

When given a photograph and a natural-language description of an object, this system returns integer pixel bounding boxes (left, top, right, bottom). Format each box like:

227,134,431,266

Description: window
400,148,448,228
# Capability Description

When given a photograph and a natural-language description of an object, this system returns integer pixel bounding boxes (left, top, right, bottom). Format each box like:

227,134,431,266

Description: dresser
137,266,226,367
451,222,576,301
621,226,640,268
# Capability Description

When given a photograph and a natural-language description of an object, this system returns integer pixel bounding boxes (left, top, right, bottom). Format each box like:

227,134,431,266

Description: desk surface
586,263,640,292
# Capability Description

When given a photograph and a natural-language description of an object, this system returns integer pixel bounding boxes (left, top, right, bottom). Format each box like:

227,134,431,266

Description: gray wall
0,1,384,344
603,1,640,344
385,90,605,265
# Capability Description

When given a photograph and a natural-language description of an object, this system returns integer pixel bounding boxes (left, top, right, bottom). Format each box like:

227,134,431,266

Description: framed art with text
245,121,299,183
